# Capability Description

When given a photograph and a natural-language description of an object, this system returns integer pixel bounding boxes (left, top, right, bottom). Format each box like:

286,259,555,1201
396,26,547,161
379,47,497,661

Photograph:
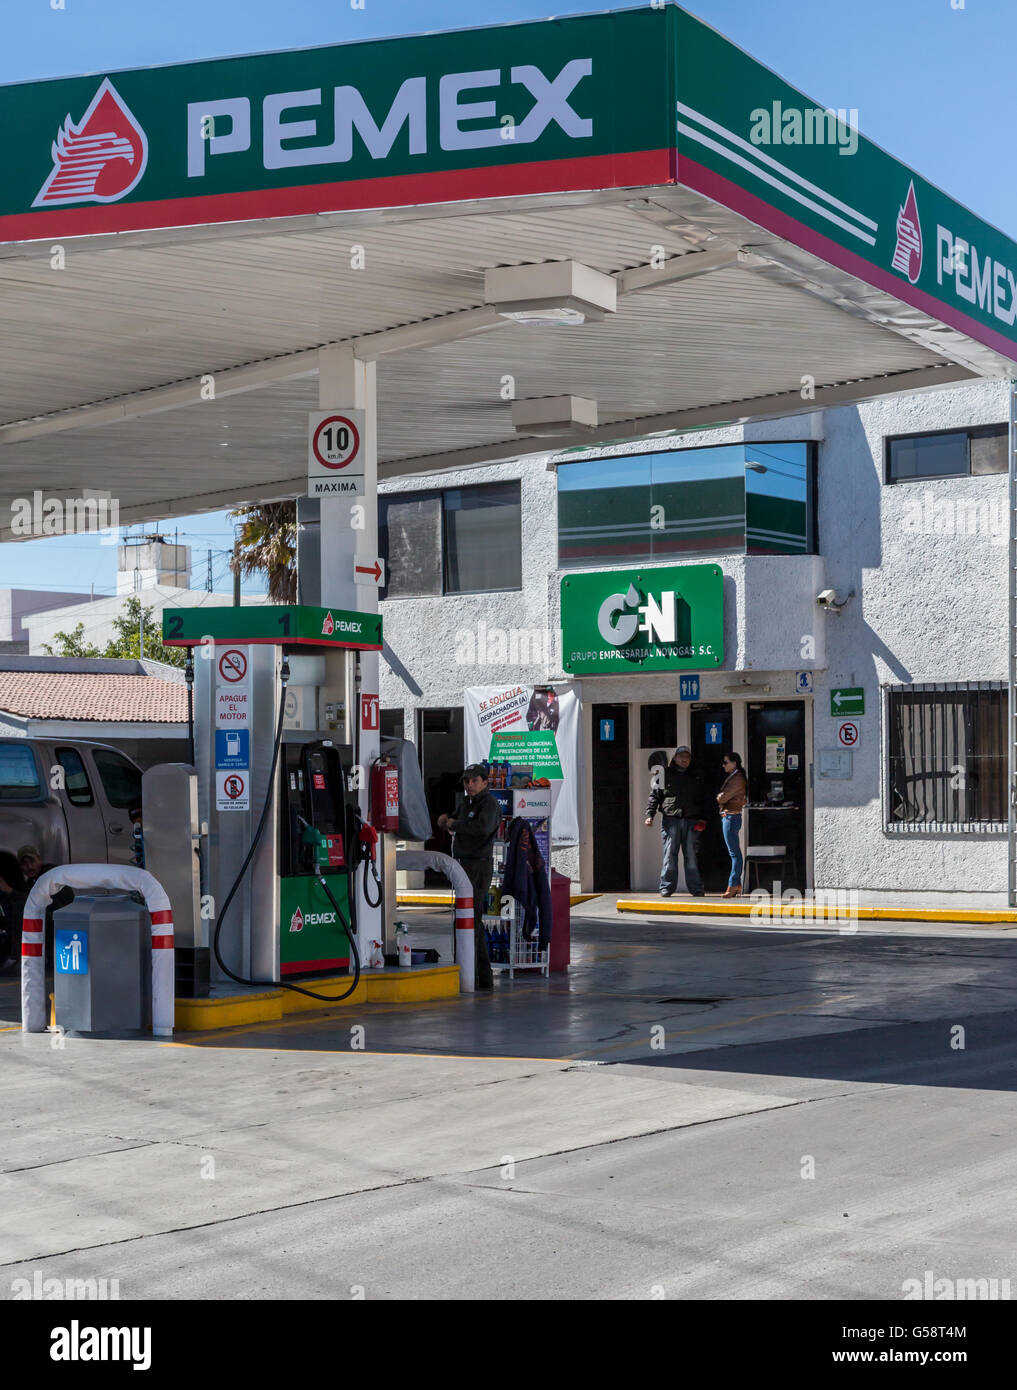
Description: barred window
885,683,1006,832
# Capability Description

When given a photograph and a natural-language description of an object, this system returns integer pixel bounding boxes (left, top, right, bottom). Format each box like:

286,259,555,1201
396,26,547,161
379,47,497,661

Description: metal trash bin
53,894,152,1038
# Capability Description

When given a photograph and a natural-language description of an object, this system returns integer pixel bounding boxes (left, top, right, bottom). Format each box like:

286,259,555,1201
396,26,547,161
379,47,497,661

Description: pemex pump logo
289,906,304,934
891,179,923,286
33,78,148,208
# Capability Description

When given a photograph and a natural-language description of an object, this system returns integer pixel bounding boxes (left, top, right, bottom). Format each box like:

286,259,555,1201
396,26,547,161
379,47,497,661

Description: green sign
673,8,1017,362
0,9,671,243
162,603,382,650
830,687,864,716
561,564,723,675
4,7,1014,363
488,730,563,778
279,873,352,975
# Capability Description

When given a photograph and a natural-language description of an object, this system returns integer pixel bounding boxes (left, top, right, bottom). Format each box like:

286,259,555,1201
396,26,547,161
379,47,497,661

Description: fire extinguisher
370,757,400,833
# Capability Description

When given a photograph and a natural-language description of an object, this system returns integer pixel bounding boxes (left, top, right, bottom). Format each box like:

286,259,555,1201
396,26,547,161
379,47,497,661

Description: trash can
549,870,571,972
53,894,152,1038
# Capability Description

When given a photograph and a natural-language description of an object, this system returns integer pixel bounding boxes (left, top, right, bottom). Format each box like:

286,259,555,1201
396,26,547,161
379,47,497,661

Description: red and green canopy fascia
3,4,1015,364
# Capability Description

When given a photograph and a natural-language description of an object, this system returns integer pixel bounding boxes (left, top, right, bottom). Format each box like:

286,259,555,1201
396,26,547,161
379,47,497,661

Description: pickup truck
0,738,143,968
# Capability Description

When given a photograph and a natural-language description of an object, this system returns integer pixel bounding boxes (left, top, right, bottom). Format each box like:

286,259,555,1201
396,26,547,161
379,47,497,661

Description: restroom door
592,704,630,891
746,702,806,890
691,703,733,893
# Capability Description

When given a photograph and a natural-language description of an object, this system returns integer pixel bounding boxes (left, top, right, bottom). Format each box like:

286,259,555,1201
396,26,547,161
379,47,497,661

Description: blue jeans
721,812,743,887
660,815,703,895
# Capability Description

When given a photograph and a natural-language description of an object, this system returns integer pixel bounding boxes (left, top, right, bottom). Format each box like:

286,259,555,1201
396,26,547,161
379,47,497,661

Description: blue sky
2,0,1014,596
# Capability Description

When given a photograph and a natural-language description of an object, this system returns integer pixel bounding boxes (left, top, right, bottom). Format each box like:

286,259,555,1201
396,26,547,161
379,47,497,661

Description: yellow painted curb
173,965,461,1032
616,898,1017,924
398,891,597,907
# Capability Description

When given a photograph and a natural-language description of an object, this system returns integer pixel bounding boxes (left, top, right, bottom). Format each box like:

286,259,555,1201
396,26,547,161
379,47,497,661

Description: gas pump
161,602,385,1000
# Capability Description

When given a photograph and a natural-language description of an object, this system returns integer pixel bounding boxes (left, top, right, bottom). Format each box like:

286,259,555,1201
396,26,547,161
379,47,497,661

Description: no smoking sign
308,409,365,496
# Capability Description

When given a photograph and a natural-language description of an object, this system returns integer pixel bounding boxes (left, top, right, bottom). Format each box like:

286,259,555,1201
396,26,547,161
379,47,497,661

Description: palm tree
229,502,297,603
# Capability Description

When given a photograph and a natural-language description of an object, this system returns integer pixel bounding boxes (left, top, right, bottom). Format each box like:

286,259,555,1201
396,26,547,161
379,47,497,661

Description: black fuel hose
212,663,363,1003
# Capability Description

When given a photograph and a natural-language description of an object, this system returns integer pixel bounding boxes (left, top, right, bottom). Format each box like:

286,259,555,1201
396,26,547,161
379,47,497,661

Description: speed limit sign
308,409,365,496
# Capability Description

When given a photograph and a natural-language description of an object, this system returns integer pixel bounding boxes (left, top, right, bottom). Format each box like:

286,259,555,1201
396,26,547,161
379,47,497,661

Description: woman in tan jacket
716,752,748,897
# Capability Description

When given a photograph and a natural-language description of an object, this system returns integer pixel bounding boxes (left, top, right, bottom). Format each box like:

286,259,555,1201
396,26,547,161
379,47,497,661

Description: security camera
816,587,854,613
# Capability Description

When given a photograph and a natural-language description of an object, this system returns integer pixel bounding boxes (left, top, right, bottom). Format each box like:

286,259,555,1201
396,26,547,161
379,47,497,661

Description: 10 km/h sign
308,410,365,497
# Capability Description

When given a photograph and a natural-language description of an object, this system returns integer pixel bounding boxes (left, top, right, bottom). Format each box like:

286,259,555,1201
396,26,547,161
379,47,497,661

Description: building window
380,481,521,598
885,424,1007,483
885,683,1006,832
556,442,815,567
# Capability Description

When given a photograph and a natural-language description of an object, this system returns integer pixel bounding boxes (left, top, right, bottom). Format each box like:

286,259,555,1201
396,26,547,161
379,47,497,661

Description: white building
378,378,1010,906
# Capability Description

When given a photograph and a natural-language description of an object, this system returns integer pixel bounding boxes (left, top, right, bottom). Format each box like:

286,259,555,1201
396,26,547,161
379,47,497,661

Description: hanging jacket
500,816,553,947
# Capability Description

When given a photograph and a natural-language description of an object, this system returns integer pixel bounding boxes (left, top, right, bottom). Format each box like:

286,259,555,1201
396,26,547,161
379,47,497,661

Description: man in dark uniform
644,745,707,897
438,763,501,989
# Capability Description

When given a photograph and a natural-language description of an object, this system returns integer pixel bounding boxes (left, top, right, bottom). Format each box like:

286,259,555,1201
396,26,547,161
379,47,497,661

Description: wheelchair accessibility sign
55,930,87,975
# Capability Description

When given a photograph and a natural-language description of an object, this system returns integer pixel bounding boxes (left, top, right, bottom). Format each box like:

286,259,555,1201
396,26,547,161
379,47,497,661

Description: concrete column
318,345,381,963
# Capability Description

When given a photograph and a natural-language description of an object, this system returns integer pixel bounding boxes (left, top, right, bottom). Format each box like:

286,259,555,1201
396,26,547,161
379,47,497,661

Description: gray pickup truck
0,738,143,967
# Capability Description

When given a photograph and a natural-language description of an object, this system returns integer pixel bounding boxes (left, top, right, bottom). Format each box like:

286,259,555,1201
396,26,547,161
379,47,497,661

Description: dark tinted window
92,749,142,810
886,425,1006,482
57,749,94,807
0,743,41,800
380,494,442,598
444,482,522,593
557,442,814,565
640,704,677,748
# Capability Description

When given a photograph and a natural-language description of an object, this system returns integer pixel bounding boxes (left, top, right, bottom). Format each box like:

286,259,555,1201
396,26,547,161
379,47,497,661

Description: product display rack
483,840,549,979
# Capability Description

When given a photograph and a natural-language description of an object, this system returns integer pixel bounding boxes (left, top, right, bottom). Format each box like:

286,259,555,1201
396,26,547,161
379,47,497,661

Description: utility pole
139,606,145,659
206,548,213,592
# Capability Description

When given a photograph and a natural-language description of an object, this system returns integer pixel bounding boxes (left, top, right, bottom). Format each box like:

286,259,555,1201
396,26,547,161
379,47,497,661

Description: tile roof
0,671,186,723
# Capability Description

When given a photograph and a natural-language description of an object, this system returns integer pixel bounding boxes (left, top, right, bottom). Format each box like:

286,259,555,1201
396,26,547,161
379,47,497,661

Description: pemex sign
0,9,672,243
2,6,1016,365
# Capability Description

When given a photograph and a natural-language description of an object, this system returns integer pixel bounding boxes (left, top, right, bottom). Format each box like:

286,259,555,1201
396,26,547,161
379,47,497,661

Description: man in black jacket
438,763,500,989
644,746,706,897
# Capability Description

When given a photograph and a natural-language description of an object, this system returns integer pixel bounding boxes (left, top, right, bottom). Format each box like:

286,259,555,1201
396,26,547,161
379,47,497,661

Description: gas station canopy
2,4,1016,532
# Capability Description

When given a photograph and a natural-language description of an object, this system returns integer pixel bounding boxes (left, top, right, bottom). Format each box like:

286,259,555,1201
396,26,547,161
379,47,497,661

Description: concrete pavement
2,909,1016,1299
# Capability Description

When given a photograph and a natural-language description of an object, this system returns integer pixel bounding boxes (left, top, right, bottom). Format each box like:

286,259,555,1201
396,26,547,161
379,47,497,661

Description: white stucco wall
379,378,1012,896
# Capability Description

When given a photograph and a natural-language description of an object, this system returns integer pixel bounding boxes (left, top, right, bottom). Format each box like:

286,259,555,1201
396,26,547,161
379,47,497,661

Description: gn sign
561,565,723,676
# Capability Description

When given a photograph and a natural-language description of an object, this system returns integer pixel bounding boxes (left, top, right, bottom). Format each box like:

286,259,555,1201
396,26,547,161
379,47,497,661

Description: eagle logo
891,179,923,286
33,78,148,208
289,907,304,934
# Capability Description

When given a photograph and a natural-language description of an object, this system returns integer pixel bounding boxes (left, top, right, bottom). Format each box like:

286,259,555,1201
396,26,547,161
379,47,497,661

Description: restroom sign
837,720,860,748
705,721,723,744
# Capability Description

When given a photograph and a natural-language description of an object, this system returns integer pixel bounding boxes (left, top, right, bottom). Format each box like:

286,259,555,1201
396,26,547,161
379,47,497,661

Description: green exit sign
830,687,864,716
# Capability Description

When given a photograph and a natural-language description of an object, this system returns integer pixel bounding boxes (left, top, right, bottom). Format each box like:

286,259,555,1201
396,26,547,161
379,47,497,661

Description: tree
229,501,296,603
44,596,187,668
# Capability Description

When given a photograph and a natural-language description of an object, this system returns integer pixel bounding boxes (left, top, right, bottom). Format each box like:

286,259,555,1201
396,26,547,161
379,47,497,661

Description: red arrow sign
355,561,381,581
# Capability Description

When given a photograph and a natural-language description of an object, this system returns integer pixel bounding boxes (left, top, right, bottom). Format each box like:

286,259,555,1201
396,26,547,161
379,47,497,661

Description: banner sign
2,9,1015,363
0,9,671,244
162,603,381,650
465,686,579,848
561,564,724,675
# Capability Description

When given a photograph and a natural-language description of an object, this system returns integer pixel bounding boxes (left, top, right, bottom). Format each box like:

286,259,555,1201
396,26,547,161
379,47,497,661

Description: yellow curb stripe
398,891,596,907
173,965,460,1032
616,898,1017,924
